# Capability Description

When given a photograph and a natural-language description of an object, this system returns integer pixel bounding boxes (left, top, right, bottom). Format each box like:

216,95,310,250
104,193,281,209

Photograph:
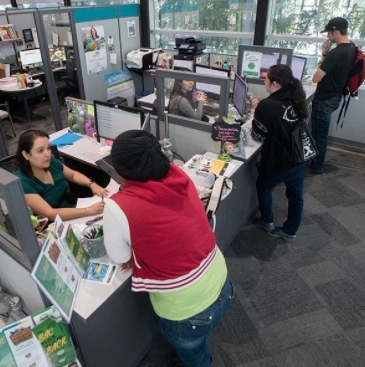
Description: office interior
1,1,365,367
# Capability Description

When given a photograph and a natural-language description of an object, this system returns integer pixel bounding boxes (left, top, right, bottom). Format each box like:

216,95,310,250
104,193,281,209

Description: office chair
0,101,16,137
61,58,79,97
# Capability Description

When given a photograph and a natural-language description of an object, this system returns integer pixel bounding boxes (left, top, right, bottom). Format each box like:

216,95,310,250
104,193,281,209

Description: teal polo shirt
13,157,74,209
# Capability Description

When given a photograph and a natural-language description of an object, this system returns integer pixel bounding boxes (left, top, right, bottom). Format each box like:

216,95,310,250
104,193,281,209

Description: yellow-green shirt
150,248,227,320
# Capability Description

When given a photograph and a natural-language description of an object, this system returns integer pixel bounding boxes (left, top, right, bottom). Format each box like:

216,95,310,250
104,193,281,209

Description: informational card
82,262,117,284
105,69,135,106
2,317,49,367
242,51,262,78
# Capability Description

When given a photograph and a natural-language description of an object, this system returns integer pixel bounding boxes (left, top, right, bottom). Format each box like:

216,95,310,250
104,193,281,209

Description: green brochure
0,330,16,367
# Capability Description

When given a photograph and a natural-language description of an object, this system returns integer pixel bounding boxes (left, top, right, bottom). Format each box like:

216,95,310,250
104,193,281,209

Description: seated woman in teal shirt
13,130,108,221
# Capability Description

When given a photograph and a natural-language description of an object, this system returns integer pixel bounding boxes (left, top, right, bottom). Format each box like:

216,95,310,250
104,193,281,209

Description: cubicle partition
72,5,140,104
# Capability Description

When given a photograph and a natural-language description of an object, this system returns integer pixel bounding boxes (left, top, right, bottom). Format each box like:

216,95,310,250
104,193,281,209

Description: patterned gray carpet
137,150,365,367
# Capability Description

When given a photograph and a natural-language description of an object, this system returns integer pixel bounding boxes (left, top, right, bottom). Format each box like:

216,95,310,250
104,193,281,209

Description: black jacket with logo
251,85,302,180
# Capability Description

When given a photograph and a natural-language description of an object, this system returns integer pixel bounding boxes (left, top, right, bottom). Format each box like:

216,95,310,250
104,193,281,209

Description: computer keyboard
102,154,113,166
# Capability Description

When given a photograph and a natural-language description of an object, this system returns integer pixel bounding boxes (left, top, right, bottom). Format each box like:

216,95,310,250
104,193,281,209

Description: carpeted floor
137,149,365,367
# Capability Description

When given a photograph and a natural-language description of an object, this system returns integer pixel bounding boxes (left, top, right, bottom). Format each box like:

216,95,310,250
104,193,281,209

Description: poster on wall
242,51,262,78
127,20,136,37
81,25,107,75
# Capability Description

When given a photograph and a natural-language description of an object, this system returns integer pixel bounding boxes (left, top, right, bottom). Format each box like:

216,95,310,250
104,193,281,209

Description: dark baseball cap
320,17,348,33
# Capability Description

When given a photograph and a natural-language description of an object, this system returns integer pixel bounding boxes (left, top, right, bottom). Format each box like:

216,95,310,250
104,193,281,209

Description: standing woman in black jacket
251,64,310,243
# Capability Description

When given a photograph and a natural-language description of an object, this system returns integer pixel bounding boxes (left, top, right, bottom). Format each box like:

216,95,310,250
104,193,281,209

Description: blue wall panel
118,4,139,18
73,7,118,22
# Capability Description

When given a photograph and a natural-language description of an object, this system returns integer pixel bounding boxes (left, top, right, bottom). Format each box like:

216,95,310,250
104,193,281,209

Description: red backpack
336,47,365,128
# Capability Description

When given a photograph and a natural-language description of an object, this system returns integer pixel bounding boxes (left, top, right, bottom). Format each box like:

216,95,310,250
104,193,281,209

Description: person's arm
178,97,204,120
103,199,132,265
24,193,104,221
251,101,270,142
63,164,109,197
312,68,327,84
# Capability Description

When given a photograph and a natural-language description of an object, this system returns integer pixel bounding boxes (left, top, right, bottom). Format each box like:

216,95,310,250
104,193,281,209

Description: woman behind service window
13,130,107,221
168,76,208,121
251,64,310,243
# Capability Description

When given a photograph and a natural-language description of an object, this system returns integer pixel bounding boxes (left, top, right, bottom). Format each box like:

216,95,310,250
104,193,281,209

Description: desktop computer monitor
19,48,42,67
195,65,230,97
237,45,293,85
232,74,248,118
291,56,307,81
94,100,144,142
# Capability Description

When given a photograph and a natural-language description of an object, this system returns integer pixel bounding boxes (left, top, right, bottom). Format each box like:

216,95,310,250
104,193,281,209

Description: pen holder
82,225,106,258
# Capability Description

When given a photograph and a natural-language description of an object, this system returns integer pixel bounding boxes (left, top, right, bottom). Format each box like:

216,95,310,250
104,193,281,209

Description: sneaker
306,167,323,176
267,227,296,243
253,217,275,232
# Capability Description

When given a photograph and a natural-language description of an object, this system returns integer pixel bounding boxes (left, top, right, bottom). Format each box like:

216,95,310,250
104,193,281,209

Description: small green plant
84,225,103,239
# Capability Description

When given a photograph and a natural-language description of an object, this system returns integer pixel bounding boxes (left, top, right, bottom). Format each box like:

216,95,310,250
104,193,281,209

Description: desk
0,77,43,123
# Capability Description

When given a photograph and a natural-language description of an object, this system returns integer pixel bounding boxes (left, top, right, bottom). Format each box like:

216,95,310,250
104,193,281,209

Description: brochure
82,262,117,284
32,216,117,321
31,233,81,323
54,216,90,274
2,317,49,367
32,318,76,367
184,154,236,177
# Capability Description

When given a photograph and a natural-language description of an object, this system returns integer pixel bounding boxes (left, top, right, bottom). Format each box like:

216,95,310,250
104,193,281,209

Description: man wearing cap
102,130,233,367
308,17,356,174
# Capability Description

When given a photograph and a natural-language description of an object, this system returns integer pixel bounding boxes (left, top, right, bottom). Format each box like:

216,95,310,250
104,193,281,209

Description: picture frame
22,28,33,43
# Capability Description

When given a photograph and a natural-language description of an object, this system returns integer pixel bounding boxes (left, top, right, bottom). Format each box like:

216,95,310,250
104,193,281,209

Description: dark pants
256,161,310,235
156,277,234,367
310,95,342,172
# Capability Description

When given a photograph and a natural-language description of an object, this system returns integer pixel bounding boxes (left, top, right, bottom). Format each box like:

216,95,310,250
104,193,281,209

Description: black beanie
111,130,170,181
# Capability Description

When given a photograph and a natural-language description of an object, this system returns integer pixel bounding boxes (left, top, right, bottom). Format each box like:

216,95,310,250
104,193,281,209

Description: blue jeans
156,277,234,367
256,161,310,235
310,95,342,171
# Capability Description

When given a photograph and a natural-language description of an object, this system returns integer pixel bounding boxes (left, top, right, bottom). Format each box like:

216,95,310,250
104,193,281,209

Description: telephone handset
0,285,23,318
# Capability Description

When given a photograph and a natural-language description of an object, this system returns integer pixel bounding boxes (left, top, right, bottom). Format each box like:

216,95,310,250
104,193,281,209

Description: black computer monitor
237,45,293,85
291,56,307,81
19,48,42,67
232,74,248,118
195,65,230,97
94,100,144,142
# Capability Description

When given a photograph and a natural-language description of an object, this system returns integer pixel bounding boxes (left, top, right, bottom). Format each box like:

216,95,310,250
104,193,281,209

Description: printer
173,36,207,71
174,36,206,55
125,48,161,69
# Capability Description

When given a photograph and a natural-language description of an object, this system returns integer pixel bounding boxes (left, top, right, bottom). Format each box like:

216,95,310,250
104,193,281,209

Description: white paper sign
127,20,136,37
242,51,262,78
110,52,117,65
52,32,59,46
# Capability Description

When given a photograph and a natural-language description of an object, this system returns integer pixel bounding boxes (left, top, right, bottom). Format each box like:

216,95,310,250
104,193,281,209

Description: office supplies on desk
50,132,82,147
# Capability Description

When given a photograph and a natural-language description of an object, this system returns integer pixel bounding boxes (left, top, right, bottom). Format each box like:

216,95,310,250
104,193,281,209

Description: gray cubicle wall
73,6,124,102
329,88,365,145
118,4,140,67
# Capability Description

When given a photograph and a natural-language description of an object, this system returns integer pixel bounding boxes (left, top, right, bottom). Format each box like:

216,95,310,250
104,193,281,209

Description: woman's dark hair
90,27,98,39
14,130,50,178
267,64,308,119
167,68,196,112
